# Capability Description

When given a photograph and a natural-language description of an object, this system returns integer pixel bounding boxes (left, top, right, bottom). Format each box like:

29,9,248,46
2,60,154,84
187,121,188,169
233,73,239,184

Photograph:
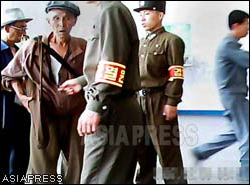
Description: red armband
95,60,126,87
168,65,184,81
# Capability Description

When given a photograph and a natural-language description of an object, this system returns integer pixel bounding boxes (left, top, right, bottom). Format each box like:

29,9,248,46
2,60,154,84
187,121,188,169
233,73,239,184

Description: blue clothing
215,34,249,96
194,34,249,183
1,40,19,129
0,40,31,180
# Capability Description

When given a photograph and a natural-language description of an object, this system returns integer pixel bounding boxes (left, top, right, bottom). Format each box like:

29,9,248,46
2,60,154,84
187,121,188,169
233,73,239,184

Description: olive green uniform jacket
79,1,143,184
136,27,187,184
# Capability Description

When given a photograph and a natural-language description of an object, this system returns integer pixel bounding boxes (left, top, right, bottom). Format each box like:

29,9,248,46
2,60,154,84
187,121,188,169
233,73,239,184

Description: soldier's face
140,10,163,32
47,9,76,40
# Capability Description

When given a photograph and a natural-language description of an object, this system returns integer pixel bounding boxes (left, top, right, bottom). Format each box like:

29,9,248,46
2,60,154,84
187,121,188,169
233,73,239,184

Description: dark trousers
0,106,30,184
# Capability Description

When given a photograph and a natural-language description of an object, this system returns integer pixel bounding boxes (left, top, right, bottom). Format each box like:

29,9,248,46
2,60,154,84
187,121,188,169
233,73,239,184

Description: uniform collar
146,27,166,41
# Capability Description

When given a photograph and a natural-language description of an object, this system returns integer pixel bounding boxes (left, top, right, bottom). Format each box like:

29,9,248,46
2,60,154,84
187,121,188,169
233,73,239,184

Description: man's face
239,18,249,38
7,21,27,43
47,9,76,40
139,10,163,32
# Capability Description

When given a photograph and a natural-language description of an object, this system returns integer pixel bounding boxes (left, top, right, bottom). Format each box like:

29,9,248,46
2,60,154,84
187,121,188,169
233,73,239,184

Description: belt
138,87,164,97
119,91,136,98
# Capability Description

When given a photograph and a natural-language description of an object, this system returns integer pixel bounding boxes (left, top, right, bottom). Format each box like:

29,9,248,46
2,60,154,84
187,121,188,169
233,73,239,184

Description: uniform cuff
166,97,181,106
86,99,103,114
76,75,87,87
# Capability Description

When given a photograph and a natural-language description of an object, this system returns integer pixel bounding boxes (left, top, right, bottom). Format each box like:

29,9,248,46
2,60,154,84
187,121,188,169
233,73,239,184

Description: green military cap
134,1,166,14
45,1,80,17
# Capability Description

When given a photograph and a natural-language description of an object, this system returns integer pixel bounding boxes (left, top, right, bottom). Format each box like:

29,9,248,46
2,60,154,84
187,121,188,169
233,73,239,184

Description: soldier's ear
159,12,164,21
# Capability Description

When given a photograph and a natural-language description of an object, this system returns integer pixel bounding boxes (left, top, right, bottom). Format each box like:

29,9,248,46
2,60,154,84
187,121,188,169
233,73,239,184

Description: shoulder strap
38,36,43,102
42,43,80,77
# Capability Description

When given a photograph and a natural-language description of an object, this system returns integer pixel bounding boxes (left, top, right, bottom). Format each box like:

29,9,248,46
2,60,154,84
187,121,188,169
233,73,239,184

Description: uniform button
154,52,158,55
156,44,159,48
102,105,108,110
143,44,147,47
72,61,76,64
141,54,145,58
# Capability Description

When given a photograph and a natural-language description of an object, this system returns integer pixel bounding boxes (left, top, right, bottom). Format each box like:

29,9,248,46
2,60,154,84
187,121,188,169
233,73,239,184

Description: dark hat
45,1,80,17
134,1,166,13
1,8,33,27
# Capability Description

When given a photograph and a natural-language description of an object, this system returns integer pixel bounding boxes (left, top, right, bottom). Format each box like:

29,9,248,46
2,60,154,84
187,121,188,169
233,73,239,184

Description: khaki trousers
26,112,84,184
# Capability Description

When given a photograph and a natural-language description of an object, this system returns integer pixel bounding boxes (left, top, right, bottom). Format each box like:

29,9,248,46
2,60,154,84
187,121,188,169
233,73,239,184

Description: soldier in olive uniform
59,1,143,184
134,1,187,184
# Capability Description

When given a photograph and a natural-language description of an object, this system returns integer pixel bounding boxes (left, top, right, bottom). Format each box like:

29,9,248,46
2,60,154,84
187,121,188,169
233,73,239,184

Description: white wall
1,1,249,110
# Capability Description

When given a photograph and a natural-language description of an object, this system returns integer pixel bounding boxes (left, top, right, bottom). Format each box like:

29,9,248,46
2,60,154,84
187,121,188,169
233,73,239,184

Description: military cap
134,1,166,14
1,8,33,27
45,1,80,17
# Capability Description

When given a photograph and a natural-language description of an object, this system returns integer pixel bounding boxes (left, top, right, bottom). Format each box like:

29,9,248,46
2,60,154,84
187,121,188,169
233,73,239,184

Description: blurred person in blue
192,10,249,183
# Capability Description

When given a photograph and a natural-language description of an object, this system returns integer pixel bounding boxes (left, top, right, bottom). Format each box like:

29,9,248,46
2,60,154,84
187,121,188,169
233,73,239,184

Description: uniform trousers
136,90,187,184
81,95,143,184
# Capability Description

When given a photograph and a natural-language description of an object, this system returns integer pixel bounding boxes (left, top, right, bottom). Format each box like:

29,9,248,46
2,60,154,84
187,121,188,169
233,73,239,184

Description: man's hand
58,78,82,95
77,109,102,136
11,80,32,112
162,105,178,121
18,94,33,113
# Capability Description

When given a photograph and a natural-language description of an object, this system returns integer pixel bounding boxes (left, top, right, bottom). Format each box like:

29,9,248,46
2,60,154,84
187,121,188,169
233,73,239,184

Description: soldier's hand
58,78,82,95
77,109,102,136
162,105,177,121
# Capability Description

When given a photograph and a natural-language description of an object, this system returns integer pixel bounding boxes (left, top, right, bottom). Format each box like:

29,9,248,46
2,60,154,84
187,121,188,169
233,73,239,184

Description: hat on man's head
45,1,80,17
134,1,166,14
1,8,33,27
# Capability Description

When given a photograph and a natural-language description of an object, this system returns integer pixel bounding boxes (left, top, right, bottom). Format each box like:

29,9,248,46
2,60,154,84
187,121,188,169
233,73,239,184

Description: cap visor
133,7,152,12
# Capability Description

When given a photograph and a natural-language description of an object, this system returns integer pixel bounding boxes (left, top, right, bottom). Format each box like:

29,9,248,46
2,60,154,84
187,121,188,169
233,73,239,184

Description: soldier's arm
164,36,185,106
86,7,131,114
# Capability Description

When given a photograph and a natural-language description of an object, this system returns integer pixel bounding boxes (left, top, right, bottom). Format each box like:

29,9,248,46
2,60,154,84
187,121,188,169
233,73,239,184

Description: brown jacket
1,33,87,148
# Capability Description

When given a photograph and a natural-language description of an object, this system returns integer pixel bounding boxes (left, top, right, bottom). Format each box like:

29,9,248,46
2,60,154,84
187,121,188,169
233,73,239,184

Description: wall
1,1,249,111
